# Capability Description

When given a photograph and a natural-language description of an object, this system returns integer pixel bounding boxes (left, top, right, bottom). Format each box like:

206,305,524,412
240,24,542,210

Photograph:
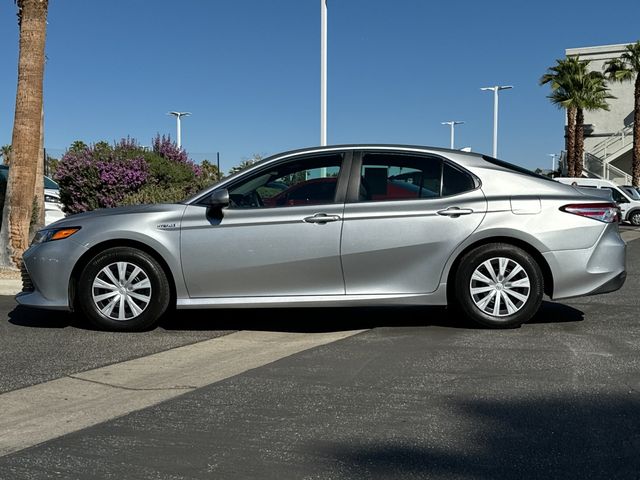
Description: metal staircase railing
590,123,634,161
584,152,632,184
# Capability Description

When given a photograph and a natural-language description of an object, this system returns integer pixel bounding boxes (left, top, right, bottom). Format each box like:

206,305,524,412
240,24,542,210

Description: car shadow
528,300,584,325
8,306,87,329
159,300,584,332
7,300,584,333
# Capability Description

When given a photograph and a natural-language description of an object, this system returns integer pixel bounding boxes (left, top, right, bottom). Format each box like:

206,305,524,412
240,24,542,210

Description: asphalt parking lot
0,228,639,479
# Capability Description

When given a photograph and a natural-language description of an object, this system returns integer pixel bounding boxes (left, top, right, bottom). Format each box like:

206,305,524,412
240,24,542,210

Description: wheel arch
626,208,640,223
69,239,177,311
446,236,554,301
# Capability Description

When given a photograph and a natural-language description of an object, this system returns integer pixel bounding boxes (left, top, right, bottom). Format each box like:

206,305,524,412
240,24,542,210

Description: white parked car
556,177,640,226
0,166,65,226
43,175,65,225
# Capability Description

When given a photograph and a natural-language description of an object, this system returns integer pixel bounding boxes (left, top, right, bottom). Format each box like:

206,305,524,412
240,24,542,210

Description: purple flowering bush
56,136,206,213
55,140,148,214
152,135,202,176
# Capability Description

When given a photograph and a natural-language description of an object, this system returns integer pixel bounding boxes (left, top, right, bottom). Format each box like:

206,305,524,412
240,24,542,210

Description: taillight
560,203,618,223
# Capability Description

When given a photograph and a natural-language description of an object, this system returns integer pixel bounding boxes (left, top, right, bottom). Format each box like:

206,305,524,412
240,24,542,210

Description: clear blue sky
0,0,638,173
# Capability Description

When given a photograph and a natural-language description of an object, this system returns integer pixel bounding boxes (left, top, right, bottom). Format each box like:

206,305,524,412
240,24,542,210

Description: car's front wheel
454,243,544,328
629,210,640,226
76,247,170,331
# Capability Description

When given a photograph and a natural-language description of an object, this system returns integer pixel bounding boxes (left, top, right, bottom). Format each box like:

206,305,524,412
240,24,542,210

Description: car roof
259,144,482,162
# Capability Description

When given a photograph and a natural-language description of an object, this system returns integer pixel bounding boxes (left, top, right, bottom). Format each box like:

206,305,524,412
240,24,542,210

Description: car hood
49,203,187,227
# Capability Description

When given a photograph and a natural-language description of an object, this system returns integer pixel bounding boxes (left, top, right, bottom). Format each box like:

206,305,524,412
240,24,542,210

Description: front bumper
15,239,87,310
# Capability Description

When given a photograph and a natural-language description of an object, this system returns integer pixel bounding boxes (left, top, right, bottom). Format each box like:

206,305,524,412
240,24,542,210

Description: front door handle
303,213,341,224
437,207,474,218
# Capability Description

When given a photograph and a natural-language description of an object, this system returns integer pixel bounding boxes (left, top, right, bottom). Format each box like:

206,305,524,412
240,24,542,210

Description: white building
565,43,635,184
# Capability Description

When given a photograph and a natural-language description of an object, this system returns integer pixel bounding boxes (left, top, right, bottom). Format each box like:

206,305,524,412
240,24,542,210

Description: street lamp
167,111,191,149
441,121,464,149
320,0,327,146
548,153,558,172
480,85,512,157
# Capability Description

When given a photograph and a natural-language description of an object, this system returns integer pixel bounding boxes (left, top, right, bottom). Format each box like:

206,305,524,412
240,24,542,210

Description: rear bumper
586,270,626,296
544,223,626,300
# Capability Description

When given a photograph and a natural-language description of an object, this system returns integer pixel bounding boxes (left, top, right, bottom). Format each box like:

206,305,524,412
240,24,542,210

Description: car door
340,150,487,295
180,152,349,298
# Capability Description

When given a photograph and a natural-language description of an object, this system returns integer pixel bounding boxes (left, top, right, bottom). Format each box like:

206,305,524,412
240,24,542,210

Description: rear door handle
437,207,474,217
303,213,341,224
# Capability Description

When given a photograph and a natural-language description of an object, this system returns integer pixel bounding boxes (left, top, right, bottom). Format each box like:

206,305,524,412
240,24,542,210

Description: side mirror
204,189,229,208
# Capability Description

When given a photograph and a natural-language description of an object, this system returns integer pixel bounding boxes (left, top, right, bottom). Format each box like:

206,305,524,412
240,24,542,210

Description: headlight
44,194,61,204
31,227,81,245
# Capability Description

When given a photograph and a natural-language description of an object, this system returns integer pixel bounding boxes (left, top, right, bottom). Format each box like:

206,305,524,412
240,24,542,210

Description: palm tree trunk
0,0,48,267
574,108,585,178
33,105,45,232
566,107,577,177
633,74,640,187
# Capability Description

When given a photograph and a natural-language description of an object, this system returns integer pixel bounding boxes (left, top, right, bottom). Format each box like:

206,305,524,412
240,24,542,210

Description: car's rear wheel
77,247,170,331
629,210,640,226
454,243,543,328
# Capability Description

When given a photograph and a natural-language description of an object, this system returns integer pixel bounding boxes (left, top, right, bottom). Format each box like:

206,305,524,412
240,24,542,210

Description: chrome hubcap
469,257,530,317
92,262,152,321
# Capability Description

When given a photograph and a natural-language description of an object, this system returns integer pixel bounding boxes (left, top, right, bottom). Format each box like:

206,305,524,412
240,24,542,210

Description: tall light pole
167,111,191,149
480,85,512,157
549,153,558,171
320,0,327,146
441,121,464,149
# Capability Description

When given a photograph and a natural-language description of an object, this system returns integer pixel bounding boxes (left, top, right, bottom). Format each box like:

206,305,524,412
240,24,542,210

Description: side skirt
176,284,448,309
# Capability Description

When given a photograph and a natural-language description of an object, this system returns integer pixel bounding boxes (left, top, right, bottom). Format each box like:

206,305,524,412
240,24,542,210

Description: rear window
482,155,553,182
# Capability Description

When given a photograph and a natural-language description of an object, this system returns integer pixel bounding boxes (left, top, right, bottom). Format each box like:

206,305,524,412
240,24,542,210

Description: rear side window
442,163,476,196
357,153,476,202
359,153,441,202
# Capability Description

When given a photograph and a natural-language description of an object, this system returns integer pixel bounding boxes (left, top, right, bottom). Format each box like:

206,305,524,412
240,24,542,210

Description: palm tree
0,0,48,268
604,41,640,186
0,145,11,165
541,57,613,177
573,72,614,177
540,57,583,176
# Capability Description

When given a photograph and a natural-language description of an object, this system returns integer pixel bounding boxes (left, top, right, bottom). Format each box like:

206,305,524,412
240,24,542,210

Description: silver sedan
18,145,626,331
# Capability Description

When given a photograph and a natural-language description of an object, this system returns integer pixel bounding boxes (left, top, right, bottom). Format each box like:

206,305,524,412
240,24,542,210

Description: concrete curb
0,279,20,296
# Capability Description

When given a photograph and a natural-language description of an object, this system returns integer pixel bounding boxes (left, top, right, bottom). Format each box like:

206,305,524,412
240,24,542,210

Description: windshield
44,176,59,190
622,186,640,200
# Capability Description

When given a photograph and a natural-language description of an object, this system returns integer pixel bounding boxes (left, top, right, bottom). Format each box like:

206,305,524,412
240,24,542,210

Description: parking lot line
0,329,364,457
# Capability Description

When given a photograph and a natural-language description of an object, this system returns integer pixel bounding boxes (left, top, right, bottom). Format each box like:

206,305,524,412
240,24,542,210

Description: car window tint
228,154,342,209
358,153,442,202
442,163,475,196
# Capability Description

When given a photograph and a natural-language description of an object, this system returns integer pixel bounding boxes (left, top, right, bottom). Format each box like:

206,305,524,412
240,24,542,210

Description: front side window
227,154,342,209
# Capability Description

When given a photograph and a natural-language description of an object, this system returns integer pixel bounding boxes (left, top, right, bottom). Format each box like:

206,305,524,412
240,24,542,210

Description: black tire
76,247,170,331
629,210,640,227
454,243,543,328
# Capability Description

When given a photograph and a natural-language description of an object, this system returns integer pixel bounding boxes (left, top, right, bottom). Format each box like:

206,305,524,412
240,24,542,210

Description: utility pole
167,111,191,149
480,85,512,157
320,0,327,146
441,121,464,149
